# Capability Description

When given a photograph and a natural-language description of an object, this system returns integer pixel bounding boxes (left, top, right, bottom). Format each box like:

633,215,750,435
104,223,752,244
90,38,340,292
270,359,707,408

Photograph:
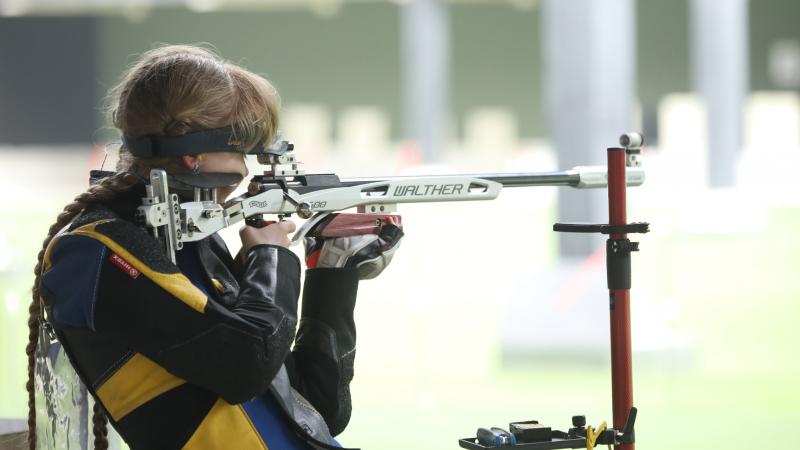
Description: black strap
552,222,650,234
122,127,267,158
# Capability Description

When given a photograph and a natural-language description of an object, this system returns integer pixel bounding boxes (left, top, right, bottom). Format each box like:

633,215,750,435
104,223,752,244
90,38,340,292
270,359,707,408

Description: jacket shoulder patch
109,253,140,279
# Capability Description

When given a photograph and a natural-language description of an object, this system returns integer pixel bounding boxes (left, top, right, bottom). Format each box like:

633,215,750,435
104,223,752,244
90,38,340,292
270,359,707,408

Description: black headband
122,126,267,158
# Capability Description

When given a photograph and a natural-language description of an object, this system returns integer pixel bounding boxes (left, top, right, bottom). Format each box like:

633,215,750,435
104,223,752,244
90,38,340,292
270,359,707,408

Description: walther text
393,184,464,197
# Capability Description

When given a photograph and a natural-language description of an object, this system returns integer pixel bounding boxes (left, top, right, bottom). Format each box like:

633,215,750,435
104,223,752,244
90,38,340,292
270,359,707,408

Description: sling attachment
553,222,649,290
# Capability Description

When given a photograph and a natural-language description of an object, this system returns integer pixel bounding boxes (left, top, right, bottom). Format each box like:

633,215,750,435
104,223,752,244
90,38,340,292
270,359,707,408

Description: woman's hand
303,213,404,280
239,220,297,253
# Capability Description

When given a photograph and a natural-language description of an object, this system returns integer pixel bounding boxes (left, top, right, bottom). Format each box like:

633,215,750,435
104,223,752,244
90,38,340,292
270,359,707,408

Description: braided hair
26,44,280,449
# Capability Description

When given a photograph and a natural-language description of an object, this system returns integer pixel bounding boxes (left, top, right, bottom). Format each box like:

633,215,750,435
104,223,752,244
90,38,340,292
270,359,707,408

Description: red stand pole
607,148,633,450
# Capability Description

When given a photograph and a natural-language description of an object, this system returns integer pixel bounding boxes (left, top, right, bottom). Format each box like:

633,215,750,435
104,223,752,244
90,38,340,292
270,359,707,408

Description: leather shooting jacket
39,185,360,449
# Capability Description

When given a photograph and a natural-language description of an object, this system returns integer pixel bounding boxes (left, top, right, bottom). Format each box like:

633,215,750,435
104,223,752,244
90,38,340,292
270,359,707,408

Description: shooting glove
304,213,404,280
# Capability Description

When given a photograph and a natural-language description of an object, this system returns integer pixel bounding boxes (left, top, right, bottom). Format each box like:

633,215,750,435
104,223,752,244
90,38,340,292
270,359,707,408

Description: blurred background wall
1,0,799,449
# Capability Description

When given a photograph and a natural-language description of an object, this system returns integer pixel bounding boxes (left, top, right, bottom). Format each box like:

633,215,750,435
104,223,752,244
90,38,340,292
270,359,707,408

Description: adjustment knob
572,415,586,428
619,132,643,149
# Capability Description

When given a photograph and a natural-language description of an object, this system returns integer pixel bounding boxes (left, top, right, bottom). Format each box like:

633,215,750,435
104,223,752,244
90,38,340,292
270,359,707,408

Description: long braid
26,172,139,450
92,402,109,450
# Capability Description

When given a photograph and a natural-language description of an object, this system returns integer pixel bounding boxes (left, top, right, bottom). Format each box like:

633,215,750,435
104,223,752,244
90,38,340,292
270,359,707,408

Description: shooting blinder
122,126,270,158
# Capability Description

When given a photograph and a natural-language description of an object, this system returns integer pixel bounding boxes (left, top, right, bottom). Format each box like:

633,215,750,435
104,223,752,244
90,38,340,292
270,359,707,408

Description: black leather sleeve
94,240,302,404
285,267,360,436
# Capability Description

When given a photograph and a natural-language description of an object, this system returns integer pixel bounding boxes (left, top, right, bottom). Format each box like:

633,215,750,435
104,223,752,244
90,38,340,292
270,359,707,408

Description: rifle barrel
479,172,579,187
340,171,579,188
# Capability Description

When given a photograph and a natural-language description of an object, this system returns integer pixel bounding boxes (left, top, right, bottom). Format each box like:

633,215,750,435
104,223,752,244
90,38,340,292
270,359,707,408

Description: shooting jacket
39,185,359,450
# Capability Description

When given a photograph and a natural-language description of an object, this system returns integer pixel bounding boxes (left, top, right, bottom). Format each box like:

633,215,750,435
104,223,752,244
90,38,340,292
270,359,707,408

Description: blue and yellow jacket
39,186,360,449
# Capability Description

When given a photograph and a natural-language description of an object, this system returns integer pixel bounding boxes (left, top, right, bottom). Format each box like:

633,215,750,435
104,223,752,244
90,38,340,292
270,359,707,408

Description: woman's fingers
277,220,297,234
240,219,296,250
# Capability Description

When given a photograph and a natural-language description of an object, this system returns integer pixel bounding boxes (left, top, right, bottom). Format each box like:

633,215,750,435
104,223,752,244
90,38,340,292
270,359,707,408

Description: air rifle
137,133,645,263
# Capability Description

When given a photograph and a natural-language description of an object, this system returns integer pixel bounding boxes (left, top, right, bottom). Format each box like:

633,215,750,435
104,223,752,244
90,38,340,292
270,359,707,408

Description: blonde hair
108,44,281,174
26,44,281,450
